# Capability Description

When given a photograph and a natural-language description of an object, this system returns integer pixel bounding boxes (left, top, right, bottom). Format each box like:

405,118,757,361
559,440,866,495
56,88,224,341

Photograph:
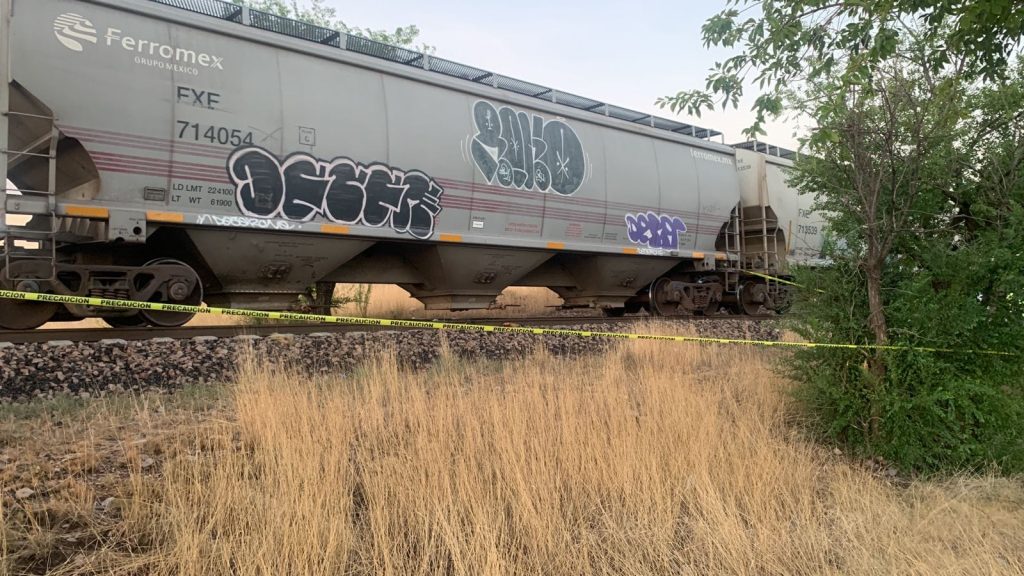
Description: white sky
327,0,805,149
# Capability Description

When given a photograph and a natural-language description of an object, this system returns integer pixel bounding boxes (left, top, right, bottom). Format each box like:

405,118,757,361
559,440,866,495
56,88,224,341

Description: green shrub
787,239,1024,473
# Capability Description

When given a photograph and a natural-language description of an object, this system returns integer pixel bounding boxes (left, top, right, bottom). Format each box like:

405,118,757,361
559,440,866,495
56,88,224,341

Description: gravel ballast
0,320,780,401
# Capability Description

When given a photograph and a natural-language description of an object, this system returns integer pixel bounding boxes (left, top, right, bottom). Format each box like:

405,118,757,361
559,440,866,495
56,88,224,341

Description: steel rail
0,314,774,344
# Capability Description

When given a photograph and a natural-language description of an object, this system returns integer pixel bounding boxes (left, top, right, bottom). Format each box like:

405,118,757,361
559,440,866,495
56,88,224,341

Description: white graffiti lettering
197,213,300,230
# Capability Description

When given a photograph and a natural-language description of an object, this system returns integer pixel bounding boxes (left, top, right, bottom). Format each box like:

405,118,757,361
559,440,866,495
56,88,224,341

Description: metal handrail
2,110,56,121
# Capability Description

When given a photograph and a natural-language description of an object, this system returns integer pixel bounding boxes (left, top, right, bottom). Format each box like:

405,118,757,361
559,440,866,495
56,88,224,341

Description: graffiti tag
625,212,687,250
470,101,586,196
197,213,300,230
228,147,444,240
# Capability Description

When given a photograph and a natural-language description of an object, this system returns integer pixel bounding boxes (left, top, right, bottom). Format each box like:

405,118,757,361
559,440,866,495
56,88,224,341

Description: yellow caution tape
745,270,827,293
0,290,1016,356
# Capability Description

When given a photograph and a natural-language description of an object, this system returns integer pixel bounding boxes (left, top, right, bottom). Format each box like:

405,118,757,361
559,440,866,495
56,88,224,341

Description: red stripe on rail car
91,162,720,233
440,185,609,224
73,134,229,161
440,179,725,233
65,125,232,152
70,134,229,162
70,128,723,221
444,181,634,224
63,125,232,155
435,177,705,219
73,129,730,233
440,198,549,221
92,157,230,180
63,132,232,163
71,128,722,221
436,178,651,218
68,133,229,162
93,163,232,185
446,189,721,234
92,159,231,182
93,163,229,183
441,195,606,225
91,152,231,178
446,197,604,224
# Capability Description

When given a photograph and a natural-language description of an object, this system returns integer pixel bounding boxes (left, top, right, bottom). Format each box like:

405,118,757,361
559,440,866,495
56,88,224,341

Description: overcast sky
328,0,805,149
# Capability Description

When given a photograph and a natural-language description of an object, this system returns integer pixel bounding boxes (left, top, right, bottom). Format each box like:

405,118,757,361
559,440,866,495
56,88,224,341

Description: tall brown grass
86,330,1024,576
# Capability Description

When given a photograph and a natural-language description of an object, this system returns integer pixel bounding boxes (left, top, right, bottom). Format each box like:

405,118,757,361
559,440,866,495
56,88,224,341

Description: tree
660,1,1024,471
803,47,964,376
788,59,1024,470
658,1,1024,139
233,0,433,53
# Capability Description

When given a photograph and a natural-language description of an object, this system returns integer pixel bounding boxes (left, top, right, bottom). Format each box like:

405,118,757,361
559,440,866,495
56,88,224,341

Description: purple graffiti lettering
625,212,687,250
228,147,443,240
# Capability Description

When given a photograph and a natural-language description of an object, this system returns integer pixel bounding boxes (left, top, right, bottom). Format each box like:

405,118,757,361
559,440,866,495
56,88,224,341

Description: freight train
0,0,826,329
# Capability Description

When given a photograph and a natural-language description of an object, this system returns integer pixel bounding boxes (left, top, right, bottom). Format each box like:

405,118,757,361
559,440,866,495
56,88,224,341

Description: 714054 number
176,121,254,146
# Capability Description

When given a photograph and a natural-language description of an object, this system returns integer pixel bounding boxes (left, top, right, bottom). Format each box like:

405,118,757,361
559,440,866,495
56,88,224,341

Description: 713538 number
176,121,254,146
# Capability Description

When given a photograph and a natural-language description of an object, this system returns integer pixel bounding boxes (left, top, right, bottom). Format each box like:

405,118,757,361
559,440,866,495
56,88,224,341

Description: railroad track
0,314,774,344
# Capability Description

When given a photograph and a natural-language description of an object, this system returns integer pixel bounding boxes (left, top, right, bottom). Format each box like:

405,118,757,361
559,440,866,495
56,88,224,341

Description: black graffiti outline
227,146,444,240
470,100,586,196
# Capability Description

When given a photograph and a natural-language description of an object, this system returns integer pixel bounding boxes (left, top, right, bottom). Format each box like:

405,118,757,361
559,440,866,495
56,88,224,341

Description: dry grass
0,385,228,574
3,331,1024,575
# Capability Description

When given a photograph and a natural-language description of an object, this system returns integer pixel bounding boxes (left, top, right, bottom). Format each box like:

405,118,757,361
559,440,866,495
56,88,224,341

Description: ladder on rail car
745,155,780,275
723,202,743,293
0,0,58,284
743,205,780,274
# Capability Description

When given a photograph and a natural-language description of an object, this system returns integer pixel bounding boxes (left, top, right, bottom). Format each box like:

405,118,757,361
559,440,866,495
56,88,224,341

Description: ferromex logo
53,13,97,52
52,12,224,75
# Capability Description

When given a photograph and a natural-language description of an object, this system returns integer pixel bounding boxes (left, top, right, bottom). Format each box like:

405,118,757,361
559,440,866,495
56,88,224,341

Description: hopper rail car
0,0,826,330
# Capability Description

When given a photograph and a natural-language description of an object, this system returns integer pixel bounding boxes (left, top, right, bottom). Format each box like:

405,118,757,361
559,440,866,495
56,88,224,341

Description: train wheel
648,277,683,317
139,258,203,328
0,268,59,330
738,282,767,316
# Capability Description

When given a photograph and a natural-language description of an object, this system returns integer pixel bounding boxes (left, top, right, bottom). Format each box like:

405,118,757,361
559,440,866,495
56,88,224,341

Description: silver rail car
0,0,825,329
